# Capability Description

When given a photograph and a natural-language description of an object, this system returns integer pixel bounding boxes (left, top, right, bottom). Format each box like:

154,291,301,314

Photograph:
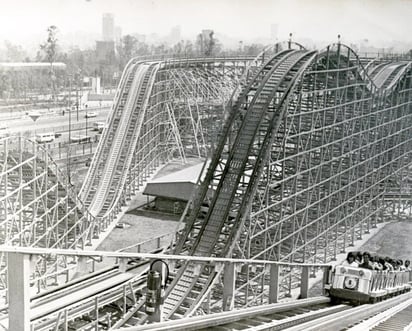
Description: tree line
0,26,265,101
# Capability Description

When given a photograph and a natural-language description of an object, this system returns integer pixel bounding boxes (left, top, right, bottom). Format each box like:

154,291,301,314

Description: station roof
143,161,210,201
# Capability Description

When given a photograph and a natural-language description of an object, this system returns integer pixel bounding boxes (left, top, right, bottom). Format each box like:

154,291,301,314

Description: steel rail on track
117,297,332,331
284,291,412,331
161,50,318,320
348,297,412,331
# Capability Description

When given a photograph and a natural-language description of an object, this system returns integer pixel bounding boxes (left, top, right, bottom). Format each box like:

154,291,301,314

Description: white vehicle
93,121,106,133
85,112,97,118
36,132,55,143
0,124,9,136
70,135,91,144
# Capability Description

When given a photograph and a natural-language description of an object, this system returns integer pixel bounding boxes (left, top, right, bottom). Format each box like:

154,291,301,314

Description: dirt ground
359,221,412,261
95,157,204,252
97,211,181,252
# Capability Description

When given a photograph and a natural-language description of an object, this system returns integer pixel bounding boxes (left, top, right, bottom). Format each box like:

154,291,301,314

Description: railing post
322,266,331,295
269,264,280,303
76,256,88,276
8,252,30,331
300,266,310,299
119,258,128,273
222,262,236,311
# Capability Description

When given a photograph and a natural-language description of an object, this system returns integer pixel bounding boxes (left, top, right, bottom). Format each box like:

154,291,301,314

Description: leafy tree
40,25,59,66
39,25,59,102
183,41,195,57
117,34,138,68
195,30,221,56
242,43,264,56
3,41,29,62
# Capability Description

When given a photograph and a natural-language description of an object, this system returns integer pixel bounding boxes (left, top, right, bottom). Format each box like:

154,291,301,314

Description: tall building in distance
102,13,115,41
169,26,181,44
270,24,278,42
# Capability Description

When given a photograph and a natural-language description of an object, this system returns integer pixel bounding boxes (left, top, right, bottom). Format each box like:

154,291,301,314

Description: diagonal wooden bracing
1,44,412,323
0,56,248,294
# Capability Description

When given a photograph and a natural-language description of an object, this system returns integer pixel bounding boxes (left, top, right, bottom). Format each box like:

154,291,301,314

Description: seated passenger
355,251,363,264
398,259,406,271
405,260,411,271
359,252,374,270
379,257,389,270
342,252,359,267
390,259,398,270
384,257,395,271
370,255,383,270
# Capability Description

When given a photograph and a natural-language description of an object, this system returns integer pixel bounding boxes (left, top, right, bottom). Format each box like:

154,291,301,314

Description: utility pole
76,71,80,122
67,75,72,185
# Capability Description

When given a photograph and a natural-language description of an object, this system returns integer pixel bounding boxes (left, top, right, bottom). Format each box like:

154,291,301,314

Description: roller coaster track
0,55,248,294
80,62,160,218
160,50,318,320
2,43,412,329
372,62,410,90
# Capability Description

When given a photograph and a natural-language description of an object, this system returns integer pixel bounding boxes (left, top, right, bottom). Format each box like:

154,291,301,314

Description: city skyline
1,0,412,49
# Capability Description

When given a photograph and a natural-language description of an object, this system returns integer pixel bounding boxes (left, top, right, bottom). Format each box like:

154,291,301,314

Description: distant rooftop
87,93,114,101
0,62,67,71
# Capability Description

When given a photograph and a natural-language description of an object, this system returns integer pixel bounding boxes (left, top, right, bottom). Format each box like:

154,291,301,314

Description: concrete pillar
8,252,30,331
269,264,280,303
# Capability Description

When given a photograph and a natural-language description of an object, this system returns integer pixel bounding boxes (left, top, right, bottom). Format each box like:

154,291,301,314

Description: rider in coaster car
405,260,411,271
384,257,395,271
370,255,383,270
342,251,359,267
358,252,374,270
354,251,363,265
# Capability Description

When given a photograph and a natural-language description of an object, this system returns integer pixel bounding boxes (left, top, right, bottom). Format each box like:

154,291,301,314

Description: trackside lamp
145,259,169,316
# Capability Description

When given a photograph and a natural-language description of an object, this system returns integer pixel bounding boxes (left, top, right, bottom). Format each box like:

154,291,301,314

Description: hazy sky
1,0,412,46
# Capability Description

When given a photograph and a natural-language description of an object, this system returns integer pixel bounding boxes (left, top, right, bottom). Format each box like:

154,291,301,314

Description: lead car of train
324,265,412,304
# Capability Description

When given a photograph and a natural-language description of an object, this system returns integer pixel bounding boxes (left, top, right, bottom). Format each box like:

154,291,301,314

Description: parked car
93,121,106,133
36,132,55,143
85,112,97,118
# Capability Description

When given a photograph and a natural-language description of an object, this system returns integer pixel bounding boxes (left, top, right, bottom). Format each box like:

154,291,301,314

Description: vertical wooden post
300,266,310,299
64,309,68,331
94,297,99,331
269,264,280,303
76,256,88,276
8,252,30,331
322,266,331,295
119,258,128,273
222,262,236,311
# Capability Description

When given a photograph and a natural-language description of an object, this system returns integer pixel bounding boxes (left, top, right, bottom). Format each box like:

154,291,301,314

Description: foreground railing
0,246,331,331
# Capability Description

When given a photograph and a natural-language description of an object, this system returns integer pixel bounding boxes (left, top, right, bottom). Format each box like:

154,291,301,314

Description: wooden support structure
300,266,310,299
8,252,30,331
269,264,280,303
222,262,236,311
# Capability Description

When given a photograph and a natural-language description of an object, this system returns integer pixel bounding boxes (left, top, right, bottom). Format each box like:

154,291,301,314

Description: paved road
0,107,110,139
